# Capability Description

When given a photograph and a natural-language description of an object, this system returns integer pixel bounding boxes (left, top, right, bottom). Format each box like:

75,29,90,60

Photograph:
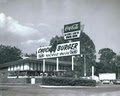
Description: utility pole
72,56,75,71
83,54,86,77
81,54,86,77
118,65,119,79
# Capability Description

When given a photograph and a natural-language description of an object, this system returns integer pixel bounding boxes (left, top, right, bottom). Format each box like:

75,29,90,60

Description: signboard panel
99,73,116,80
64,22,80,33
64,30,81,40
63,22,81,40
37,41,80,59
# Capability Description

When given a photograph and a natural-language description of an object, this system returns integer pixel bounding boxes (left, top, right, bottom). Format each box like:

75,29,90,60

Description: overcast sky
0,0,120,55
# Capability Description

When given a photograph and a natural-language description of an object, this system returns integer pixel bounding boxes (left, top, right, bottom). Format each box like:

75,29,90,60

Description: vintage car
113,79,120,85
102,80,110,84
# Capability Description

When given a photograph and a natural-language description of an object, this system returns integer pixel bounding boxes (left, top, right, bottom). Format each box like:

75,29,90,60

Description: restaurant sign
64,22,81,40
37,41,80,59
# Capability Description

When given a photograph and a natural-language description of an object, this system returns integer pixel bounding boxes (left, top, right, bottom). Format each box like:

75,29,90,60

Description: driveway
0,84,120,96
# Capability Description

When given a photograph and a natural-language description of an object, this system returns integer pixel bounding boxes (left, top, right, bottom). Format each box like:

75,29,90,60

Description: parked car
102,80,110,84
113,79,120,85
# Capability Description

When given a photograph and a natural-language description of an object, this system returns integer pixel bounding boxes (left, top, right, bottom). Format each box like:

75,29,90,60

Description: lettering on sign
37,41,80,59
63,22,81,40
64,31,81,40
64,22,80,33
56,43,78,51
64,24,79,32
37,46,51,53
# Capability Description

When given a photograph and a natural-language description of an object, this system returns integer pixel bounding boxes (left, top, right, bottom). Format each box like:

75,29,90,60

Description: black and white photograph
0,0,120,96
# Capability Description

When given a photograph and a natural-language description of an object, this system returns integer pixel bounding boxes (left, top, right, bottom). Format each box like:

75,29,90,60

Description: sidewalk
0,83,40,88
39,84,120,89
1,83,120,89
0,83,97,89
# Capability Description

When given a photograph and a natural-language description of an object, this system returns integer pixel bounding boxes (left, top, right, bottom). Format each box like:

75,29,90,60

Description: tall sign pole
43,59,45,72
72,56,75,71
92,66,94,79
84,55,86,77
56,58,59,71
63,22,81,71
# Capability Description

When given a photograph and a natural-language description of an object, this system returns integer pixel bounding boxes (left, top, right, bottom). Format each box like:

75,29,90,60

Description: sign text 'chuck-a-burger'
37,46,51,53
56,43,78,51
37,41,80,59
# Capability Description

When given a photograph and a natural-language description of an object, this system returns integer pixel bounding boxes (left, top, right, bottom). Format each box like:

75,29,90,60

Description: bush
42,77,96,86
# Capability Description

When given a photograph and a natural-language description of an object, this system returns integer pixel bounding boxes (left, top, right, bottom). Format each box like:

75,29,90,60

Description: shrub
42,77,96,86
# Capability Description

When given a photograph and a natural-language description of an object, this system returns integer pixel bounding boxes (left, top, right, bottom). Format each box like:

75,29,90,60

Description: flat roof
0,57,73,69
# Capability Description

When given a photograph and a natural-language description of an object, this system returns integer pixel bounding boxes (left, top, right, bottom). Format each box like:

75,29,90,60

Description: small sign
64,22,81,40
64,22,80,33
64,30,81,40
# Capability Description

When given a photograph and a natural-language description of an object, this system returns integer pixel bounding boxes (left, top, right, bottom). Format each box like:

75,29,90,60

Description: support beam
84,55,86,77
72,56,75,71
43,59,45,72
56,58,59,71
92,66,94,79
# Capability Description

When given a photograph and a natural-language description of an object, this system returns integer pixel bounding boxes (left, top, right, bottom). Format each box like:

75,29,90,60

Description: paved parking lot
0,84,120,96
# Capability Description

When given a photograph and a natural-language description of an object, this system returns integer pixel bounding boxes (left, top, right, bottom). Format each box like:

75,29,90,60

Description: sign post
72,56,75,71
56,58,59,71
43,59,45,72
92,66,94,79
84,55,86,77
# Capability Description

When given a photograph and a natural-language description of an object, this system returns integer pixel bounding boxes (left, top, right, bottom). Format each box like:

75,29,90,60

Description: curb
39,85,120,89
39,85,97,89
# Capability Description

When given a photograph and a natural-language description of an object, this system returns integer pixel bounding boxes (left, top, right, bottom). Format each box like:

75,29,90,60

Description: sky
0,0,120,55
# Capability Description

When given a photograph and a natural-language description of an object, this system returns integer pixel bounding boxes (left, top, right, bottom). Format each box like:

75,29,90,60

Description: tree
110,55,120,78
24,53,37,57
49,32,96,77
74,32,96,76
0,45,22,64
96,48,116,73
49,35,71,61
114,55,120,67
49,35,67,52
